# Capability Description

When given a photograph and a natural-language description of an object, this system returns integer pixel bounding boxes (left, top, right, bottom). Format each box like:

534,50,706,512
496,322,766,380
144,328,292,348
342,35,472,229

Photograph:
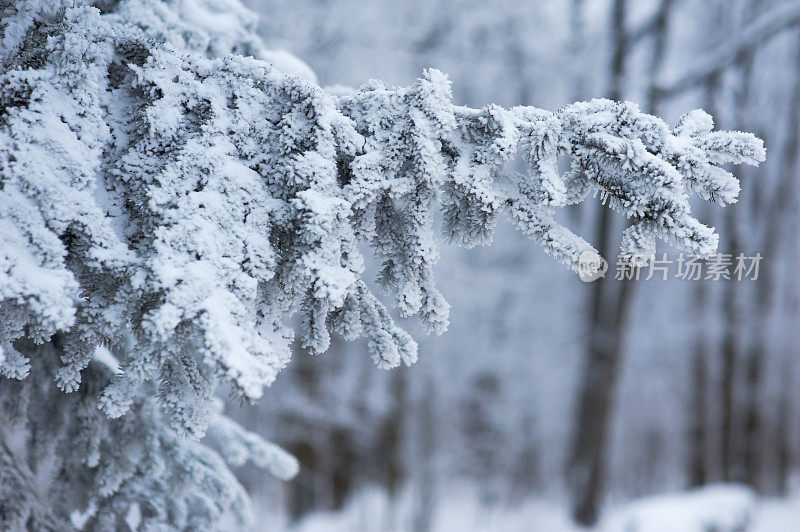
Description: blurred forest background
230,0,800,528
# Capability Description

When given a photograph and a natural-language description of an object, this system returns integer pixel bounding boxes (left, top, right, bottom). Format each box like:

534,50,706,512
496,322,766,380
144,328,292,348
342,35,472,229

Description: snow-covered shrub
0,0,765,529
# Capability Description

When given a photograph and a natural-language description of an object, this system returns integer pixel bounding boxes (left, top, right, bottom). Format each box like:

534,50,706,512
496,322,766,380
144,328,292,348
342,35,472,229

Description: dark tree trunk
567,0,628,517
719,309,739,483
748,29,800,492
288,442,319,521
776,342,796,494
688,296,710,487
567,0,587,226
568,296,630,525
720,51,754,483
742,287,768,490
412,379,436,532
569,0,587,102
330,429,356,510
381,369,407,496
686,73,721,488
568,0,674,524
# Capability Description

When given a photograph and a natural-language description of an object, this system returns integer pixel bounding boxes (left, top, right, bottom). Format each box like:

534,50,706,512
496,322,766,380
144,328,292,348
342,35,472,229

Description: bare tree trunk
288,441,319,521
507,18,533,107
776,285,799,493
330,429,356,510
381,369,407,497
568,0,674,524
720,48,755,484
747,29,800,492
719,312,738,483
688,277,713,487
644,0,673,112
742,263,769,491
569,0,587,102
569,306,628,525
777,150,800,494
567,0,587,225
688,72,721,487
412,379,436,532
775,355,795,493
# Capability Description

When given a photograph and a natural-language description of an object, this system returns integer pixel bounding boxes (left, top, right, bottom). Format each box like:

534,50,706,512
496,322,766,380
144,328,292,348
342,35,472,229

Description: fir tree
0,0,765,529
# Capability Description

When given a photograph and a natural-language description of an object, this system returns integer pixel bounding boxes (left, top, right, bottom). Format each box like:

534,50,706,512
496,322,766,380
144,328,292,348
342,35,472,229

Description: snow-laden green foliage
0,0,765,529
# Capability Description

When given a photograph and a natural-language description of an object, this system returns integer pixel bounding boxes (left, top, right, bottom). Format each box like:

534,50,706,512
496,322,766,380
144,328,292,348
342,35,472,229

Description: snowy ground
251,483,800,532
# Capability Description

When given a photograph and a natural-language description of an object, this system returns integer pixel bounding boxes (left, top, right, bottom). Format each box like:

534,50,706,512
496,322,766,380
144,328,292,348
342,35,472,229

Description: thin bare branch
657,1,800,97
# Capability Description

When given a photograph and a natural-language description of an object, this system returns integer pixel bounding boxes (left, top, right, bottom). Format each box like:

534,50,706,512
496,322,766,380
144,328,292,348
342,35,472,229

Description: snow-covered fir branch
0,0,765,529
